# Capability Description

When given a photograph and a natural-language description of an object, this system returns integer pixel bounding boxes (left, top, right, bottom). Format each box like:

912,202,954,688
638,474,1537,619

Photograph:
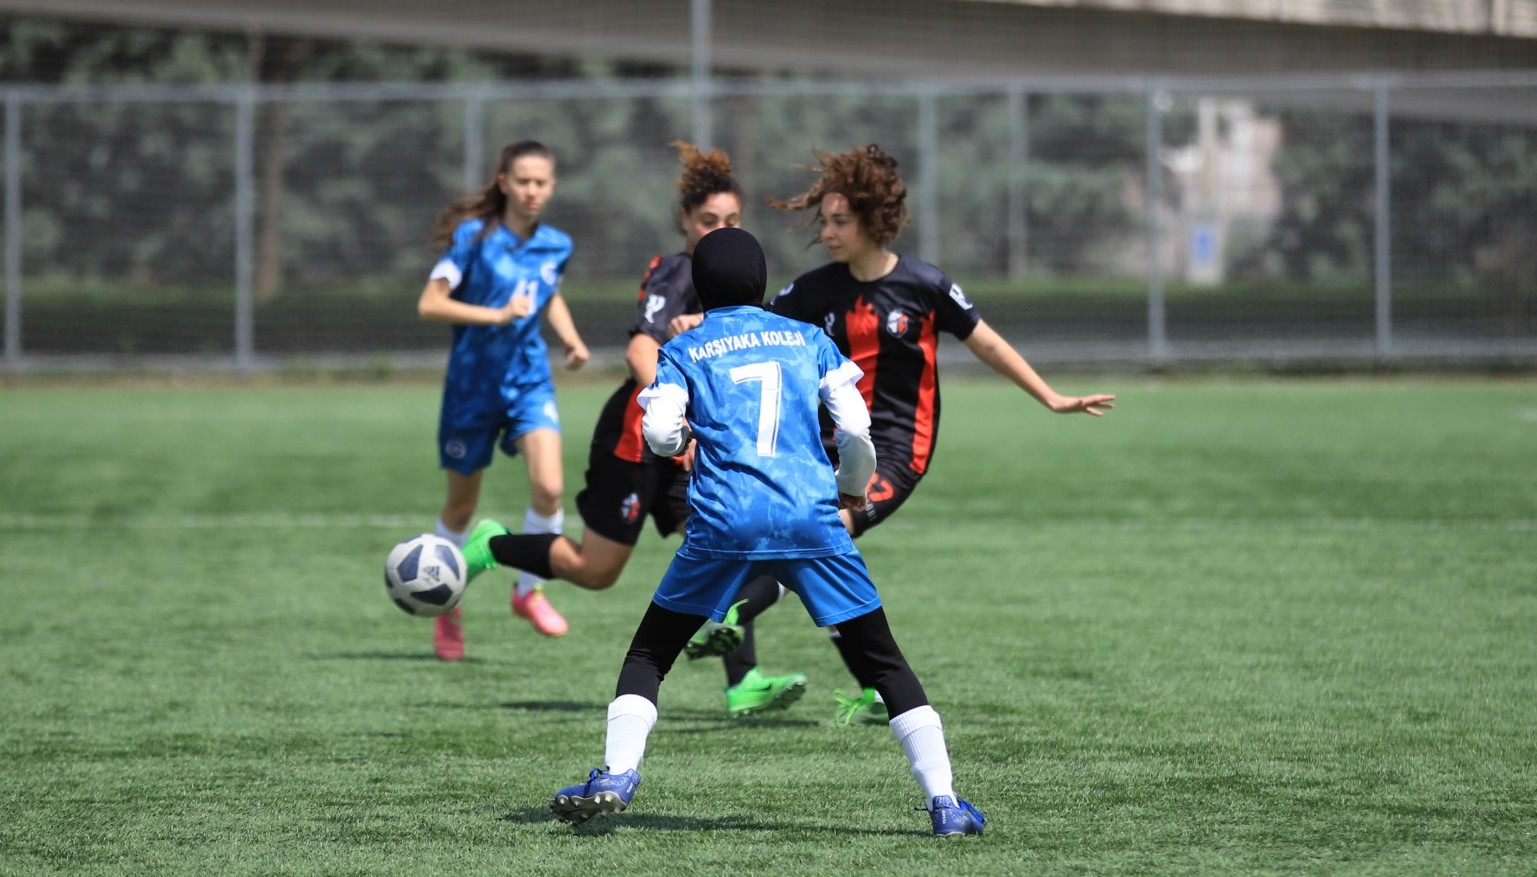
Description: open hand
1049,394,1116,417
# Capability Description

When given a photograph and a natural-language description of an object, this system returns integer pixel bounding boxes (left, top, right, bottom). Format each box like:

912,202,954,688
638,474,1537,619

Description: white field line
0,514,1534,532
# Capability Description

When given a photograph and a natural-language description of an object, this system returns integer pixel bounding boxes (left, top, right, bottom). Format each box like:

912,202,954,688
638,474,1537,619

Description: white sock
515,507,564,598
435,519,468,546
888,705,955,805
603,694,657,774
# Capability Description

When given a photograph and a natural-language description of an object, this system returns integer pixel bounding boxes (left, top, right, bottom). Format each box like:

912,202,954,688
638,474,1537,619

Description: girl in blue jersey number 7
416,140,590,659
545,227,986,837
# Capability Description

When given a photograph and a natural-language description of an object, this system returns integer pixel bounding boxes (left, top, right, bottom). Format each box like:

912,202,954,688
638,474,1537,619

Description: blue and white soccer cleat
549,768,641,826
928,795,985,838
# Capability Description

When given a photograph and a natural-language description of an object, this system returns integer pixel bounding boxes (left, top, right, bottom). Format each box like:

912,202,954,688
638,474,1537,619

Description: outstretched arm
963,319,1115,416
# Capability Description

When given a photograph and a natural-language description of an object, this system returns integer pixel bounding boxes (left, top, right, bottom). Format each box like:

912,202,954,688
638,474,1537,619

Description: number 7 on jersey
729,361,782,457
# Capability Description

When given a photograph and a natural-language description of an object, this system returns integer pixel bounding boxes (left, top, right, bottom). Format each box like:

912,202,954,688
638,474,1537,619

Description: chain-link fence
3,72,1535,373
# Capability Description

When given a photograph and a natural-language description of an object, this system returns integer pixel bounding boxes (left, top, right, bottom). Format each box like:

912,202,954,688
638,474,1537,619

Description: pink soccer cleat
434,606,465,661
512,589,569,637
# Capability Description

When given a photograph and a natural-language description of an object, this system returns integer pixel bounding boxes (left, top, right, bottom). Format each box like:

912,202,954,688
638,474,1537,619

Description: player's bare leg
460,521,637,590
433,469,484,660
511,428,568,635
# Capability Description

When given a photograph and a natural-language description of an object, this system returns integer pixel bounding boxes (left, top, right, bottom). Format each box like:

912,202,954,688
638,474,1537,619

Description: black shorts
847,457,925,537
575,447,691,546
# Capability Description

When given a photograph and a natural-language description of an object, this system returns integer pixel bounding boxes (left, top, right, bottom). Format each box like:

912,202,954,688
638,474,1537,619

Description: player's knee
559,552,622,590
585,571,621,590
575,561,622,590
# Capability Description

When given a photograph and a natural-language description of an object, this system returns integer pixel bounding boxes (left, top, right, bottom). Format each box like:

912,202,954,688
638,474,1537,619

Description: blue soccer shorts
651,550,881,628
438,384,561,475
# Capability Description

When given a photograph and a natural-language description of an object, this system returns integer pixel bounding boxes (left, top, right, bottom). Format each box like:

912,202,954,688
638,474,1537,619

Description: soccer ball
384,534,468,617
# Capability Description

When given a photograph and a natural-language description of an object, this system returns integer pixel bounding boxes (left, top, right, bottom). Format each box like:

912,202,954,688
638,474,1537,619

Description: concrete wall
995,0,1537,38
1,0,1534,75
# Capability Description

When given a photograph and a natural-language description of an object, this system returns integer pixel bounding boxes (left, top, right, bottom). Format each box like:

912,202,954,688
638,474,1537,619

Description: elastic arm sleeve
823,381,876,497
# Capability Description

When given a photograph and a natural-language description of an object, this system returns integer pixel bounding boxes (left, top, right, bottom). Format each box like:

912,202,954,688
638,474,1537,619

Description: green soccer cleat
684,599,747,661
724,667,807,718
833,688,890,727
459,519,510,583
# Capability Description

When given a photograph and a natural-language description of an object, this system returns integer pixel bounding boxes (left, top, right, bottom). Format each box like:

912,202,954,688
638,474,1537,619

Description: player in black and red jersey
743,143,1116,724
457,142,807,717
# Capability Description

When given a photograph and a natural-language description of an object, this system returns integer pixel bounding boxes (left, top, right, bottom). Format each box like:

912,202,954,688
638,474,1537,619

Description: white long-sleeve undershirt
822,380,876,498
638,382,690,457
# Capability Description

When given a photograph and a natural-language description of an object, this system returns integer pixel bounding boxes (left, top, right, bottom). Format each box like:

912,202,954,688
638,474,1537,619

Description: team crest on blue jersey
444,439,467,460
886,310,909,337
619,491,641,523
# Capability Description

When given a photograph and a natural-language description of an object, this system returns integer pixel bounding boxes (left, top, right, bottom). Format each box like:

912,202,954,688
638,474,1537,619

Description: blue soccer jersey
432,218,572,423
639,305,863,559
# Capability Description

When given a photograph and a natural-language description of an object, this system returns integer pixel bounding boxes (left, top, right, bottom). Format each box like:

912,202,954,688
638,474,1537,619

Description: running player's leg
510,421,568,635
484,527,634,590
551,600,701,825
432,417,498,661
471,446,658,590
827,461,924,721
784,553,984,837
834,607,984,836
552,557,745,823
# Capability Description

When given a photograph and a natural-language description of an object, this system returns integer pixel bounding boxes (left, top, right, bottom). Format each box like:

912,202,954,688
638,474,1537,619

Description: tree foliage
1244,108,1537,308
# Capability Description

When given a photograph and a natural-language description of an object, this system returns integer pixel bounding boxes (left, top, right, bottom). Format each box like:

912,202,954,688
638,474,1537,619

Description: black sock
731,575,782,625
722,621,757,687
488,533,560,580
830,626,880,691
832,608,928,717
616,602,706,703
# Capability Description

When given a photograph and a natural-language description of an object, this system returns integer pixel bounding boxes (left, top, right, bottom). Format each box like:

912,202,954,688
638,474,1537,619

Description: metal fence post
1007,85,1029,280
1146,86,1168,366
1374,83,1393,361
917,86,939,266
691,0,713,148
234,86,256,374
3,92,20,373
464,92,485,194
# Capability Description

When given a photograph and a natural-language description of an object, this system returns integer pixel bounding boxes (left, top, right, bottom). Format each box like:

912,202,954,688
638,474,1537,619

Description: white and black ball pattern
384,534,468,617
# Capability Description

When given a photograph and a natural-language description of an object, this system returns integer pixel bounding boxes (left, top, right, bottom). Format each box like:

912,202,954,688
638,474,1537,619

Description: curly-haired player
751,144,1116,724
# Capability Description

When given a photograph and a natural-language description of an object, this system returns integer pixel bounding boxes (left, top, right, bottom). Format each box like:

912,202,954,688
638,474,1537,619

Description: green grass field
3,375,1535,876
